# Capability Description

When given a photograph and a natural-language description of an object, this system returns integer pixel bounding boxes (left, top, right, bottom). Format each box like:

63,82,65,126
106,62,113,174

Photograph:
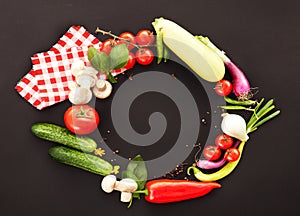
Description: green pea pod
156,32,164,64
219,105,253,111
187,141,246,182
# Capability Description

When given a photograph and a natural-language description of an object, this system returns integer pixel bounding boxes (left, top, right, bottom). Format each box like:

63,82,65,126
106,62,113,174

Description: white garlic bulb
221,113,249,141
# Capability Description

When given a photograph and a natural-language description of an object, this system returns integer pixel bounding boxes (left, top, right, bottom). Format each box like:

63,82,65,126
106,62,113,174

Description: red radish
196,36,252,100
225,61,251,100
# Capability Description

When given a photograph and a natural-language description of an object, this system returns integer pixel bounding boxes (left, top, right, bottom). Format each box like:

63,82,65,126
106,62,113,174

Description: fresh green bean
224,97,257,106
252,110,281,129
219,105,255,112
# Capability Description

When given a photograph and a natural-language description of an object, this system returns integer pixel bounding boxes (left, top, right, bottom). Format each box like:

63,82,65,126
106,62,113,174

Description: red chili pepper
143,179,221,204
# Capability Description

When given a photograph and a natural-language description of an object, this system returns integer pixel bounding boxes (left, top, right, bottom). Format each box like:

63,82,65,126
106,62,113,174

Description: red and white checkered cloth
15,26,126,110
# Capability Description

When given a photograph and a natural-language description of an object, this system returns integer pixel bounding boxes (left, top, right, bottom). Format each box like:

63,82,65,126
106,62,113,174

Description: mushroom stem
120,192,132,203
97,80,107,91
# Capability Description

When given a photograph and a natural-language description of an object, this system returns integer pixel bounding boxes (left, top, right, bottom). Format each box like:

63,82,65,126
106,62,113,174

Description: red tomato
215,134,234,150
224,148,240,162
214,79,233,96
203,145,221,161
64,105,100,135
136,48,154,65
124,52,136,69
136,30,155,46
100,39,118,55
119,32,136,50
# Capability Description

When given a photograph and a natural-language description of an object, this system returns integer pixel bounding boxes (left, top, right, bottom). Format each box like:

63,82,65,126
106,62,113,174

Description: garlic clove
221,113,249,142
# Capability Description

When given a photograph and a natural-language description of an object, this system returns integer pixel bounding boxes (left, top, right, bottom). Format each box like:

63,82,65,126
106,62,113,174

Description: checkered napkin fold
15,26,126,110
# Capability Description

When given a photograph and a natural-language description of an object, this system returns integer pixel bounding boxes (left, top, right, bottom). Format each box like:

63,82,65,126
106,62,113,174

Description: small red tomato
119,32,136,50
136,48,154,65
64,105,100,135
136,30,155,46
224,148,240,162
203,145,222,161
124,52,136,69
100,39,118,55
215,134,234,150
214,79,233,96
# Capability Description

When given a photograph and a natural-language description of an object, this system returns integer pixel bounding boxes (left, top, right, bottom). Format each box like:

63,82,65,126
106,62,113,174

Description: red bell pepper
142,179,221,204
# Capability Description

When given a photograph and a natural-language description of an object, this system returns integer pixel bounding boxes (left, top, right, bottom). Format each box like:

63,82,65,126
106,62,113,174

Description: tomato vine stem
95,27,156,50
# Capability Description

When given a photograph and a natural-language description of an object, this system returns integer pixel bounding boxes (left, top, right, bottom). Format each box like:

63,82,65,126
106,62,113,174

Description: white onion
221,113,249,141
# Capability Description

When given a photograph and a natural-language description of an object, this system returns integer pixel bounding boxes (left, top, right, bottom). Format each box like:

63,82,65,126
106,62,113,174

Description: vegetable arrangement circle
24,17,281,207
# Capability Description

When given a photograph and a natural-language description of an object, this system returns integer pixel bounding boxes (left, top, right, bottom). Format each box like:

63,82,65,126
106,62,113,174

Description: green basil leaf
107,72,117,83
125,155,147,190
109,44,129,70
99,52,111,72
88,47,101,71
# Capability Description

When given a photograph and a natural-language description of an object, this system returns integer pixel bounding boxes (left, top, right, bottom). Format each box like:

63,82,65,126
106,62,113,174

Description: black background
1,0,300,215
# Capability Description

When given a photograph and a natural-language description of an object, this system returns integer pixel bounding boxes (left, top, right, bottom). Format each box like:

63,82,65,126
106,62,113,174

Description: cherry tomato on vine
215,134,234,150
64,105,100,135
124,52,136,69
224,148,240,162
214,79,233,96
136,30,155,46
203,145,222,161
119,32,136,50
100,39,118,55
136,48,154,65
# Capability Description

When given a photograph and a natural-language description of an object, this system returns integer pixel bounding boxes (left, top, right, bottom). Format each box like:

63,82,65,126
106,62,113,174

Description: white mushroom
76,74,97,88
100,176,138,203
101,175,117,193
71,60,85,77
92,79,113,99
120,192,133,203
114,178,138,193
84,66,98,76
67,81,79,91
68,87,92,105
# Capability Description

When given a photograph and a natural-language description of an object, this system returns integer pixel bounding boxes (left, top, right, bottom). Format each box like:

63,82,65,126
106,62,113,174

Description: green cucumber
49,146,113,176
31,123,97,152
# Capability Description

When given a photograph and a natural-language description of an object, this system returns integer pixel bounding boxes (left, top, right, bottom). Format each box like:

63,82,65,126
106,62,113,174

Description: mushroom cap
71,60,85,76
84,66,98,76
101,175,117,193
76,74,97,88
67,81,79,91
93,80,112,99
68,87,92,105
114,178,138,193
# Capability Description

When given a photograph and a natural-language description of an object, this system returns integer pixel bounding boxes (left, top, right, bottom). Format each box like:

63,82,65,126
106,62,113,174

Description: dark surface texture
1,0,299,215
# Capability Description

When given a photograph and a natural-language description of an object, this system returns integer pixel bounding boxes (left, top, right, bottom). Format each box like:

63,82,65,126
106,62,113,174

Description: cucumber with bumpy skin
31,123,97,152
49,146,114,176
